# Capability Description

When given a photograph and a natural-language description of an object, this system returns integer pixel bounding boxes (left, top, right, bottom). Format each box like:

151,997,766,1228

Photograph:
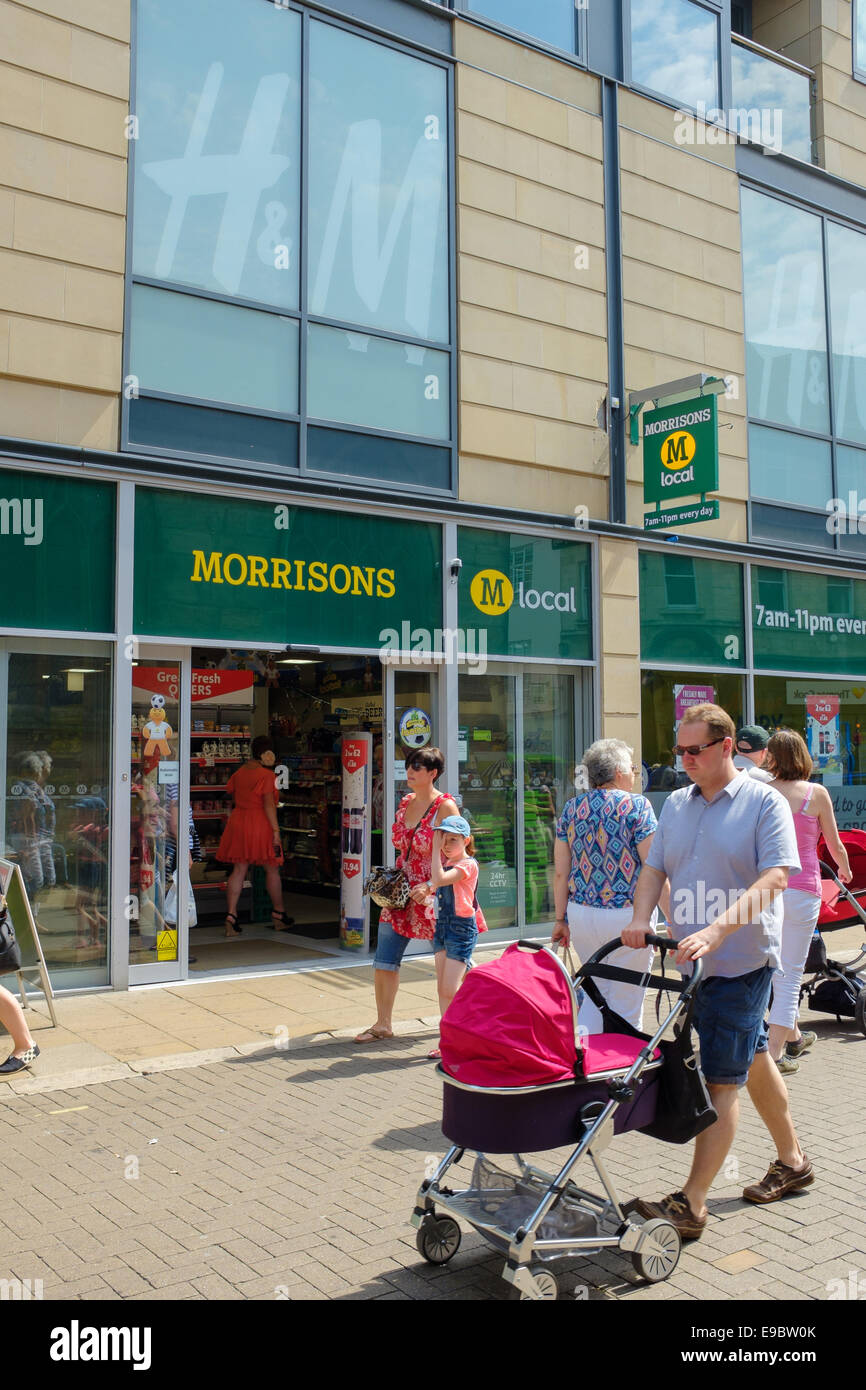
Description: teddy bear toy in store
142,694,174,759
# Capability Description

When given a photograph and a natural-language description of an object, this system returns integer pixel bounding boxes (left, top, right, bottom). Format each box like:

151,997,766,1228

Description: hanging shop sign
0,468,115,631
805,695,843,777
643,396,719,530
134,489,441,648
752,567,866,674
457,528,592,661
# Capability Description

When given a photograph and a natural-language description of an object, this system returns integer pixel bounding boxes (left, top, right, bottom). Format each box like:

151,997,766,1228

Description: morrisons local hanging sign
643,395,719,530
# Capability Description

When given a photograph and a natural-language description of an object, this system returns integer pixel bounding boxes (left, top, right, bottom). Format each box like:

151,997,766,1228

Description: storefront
0,468,116,990
639,545,866,825
0,461,598,989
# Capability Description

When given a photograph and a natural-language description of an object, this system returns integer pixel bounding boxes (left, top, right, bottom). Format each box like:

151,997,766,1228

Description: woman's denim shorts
373,919,413,973
691,963,773,1086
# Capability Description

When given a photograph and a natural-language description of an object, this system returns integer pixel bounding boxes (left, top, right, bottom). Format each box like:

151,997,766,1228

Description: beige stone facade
2,0,866,769
0,0,129,450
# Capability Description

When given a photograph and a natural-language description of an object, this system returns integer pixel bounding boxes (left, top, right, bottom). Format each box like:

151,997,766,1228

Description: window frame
453,0,587,67
623,0,727,117
740,180,866,554
123,0,458,499
855,0,866,85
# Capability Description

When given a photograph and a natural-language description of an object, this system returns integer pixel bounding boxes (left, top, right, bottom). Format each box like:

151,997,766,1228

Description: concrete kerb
1,1018,442,1096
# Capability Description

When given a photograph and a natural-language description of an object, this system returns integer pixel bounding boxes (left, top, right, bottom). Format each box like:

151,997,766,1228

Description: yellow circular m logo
661,430,697,469
470,568,514,615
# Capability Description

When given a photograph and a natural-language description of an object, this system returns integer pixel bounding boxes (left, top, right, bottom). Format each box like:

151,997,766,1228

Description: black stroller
803,831,866,1035
411,936,713,1300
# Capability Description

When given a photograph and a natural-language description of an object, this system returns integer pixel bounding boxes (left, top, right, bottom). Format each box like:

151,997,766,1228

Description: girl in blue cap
427,815,479,1059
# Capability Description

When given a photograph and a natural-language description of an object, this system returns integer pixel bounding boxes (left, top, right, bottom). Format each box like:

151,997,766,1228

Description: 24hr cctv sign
643,395,719,505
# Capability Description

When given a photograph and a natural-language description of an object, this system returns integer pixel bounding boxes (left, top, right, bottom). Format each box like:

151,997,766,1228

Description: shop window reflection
754,676,866,827
3,654,111,979
640,670,744,816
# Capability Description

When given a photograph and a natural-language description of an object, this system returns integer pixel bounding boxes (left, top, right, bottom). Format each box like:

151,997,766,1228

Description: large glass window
307,326,449,438
741,190,829,435
754,676,866,829
740,188,866,551
133,0,301,308
856,0,866,79
308,22,449,344
827,222,866,446
130,286,299,414
2,646,112,986
639,551,745,668
630,0,720,110
460,1,577,55
640,669,744,816
129,0,454,489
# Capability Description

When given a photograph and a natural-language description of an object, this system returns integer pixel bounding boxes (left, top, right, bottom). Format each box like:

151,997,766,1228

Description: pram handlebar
573,935,704,1002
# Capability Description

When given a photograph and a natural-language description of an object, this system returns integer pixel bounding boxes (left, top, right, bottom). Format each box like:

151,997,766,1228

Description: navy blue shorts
691,964,773,1087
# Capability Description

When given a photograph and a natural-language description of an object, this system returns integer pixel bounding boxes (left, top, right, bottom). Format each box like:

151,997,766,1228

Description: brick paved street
1,996,864,1302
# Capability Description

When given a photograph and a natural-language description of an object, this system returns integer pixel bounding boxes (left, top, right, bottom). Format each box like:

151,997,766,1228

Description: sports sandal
353,1024,394,1044
623,1190,707,1240
742,1155,814,1204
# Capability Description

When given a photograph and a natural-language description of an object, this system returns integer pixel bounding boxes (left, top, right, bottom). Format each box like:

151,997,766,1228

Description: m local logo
470,568,576,615
660,429,697,487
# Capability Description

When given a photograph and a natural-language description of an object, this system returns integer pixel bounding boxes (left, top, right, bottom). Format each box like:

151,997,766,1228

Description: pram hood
440,942,580,1086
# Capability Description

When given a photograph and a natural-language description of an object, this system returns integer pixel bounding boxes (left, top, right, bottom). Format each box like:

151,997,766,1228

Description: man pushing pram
621,702,813,1239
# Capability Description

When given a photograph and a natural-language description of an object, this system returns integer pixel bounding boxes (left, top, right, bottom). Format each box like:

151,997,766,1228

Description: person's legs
682,1084,739,1219
569,903,652,1032
768,889,820,1058
0,984,35,1055
354,921,410,1041
745,1050,804,1169
225,861,247,924
438,956,467,1017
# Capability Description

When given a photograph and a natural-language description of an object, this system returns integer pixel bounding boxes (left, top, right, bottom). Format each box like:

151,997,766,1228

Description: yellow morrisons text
190,551,396,597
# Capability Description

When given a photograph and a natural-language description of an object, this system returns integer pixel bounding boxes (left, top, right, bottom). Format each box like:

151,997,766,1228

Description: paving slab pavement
3,925,864,1098
0,981,863,1303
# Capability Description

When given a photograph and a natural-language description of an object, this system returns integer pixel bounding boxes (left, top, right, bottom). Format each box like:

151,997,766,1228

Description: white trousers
566,901,655,1034
769,887,821,1030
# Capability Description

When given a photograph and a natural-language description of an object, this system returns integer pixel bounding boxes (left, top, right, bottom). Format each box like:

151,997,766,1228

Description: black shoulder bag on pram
579,944,717,1145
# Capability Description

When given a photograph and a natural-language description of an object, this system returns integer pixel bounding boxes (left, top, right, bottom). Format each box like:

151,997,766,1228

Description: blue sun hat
437,814,471,837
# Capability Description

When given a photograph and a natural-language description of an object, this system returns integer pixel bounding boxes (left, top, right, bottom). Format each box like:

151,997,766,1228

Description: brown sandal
353,1024,394,1044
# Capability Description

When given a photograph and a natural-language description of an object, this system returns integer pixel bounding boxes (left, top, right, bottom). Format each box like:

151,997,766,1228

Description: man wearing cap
733,725,773,782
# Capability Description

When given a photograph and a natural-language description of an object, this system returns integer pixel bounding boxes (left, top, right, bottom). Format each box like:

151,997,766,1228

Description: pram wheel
415,1215,461,1264
512,1266,559,1301
630,1219,681,1283
856,986,866,1037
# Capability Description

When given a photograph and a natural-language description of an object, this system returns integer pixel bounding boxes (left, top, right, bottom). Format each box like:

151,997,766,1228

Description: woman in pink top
766,730,851,1073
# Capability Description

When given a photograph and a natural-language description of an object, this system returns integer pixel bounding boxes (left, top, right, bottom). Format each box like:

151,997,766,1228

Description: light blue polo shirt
647,772,800,979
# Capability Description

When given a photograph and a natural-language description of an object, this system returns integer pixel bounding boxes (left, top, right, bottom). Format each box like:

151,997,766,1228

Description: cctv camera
449,557,463,578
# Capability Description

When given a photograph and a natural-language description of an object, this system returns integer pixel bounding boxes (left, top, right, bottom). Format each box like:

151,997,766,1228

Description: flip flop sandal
353,1025,394,1044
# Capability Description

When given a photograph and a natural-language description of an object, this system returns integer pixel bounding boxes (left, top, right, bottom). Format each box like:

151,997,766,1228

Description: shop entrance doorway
125,649,444,981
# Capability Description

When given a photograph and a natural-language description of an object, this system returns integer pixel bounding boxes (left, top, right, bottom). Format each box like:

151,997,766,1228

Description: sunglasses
674,736,725,757
405,760,430,772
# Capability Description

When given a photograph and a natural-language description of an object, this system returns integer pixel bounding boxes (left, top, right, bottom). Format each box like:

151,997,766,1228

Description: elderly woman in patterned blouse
552,738,668,1033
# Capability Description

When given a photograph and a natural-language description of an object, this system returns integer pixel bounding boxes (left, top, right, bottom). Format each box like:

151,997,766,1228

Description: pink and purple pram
411,936,706,1300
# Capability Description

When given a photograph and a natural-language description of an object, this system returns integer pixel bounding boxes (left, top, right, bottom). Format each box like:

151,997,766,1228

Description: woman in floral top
354,747,459,1043
552,738,666,1033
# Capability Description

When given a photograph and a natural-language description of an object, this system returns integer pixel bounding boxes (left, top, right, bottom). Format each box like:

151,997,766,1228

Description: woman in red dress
218,735,292,937
354,746,459,1042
